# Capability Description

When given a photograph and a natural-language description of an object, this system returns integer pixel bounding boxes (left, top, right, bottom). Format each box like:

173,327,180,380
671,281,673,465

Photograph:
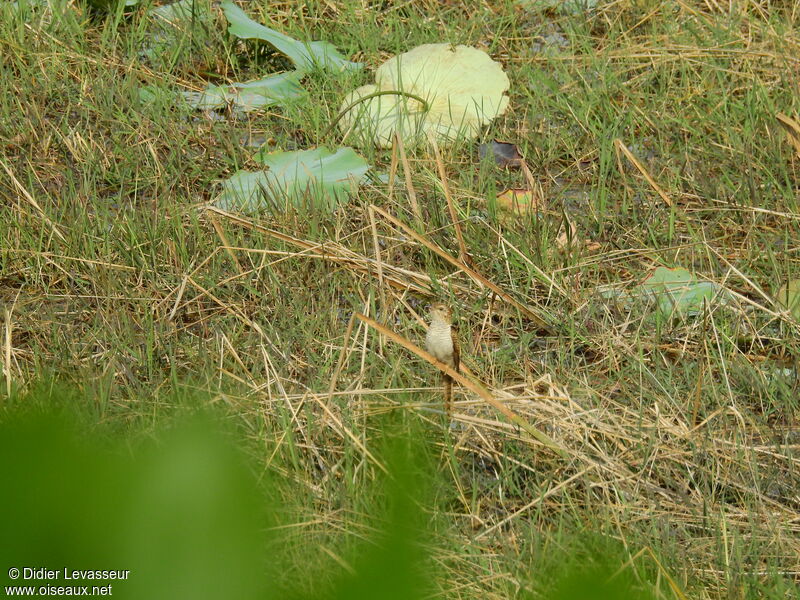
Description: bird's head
429,303,452,322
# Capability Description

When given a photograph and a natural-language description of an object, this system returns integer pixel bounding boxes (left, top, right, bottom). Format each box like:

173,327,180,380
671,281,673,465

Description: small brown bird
425,303,460,417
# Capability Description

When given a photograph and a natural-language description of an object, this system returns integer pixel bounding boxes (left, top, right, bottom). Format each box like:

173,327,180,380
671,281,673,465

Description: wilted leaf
776,279,800,320
239,133,271,149
554,217,577,250
496,188,539,216
776,113,800,159
531,30,570,55
221,1,361,73
182,72,305,112
215,147,370,213
339,43,509,148
479,140,524,168
139,72,304,113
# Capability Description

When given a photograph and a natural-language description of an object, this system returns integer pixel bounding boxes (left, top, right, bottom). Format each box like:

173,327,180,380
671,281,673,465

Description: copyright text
5,568,130,597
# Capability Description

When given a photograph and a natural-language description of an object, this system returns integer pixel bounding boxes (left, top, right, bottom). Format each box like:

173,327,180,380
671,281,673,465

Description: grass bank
1,1,799,598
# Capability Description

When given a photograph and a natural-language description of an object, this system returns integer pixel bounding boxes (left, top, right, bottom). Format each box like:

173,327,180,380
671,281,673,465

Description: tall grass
0,0,798,597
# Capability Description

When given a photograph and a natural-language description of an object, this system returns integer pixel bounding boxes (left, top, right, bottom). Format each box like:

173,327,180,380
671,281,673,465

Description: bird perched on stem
425,303,460,418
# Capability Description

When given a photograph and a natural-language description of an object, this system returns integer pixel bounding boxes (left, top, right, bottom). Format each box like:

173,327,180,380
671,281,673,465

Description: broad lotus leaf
215,147,370,213
221,1,361,74
10,0,129,12
151,0,204,22
517,0,598,14
182,72,305,112
601,266,734,319
637,267,732,318
89,0,140,8
338,85,428,148
140,0,214,63
339,43,510,148
138,85,173,103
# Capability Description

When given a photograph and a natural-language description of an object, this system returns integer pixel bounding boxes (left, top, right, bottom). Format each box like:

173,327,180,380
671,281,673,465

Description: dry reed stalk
614,138,674,207
0,157,65,242
394,131,421,222
429,136,472,267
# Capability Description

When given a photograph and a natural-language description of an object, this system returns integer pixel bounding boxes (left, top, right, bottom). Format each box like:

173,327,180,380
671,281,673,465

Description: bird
425,302,460,418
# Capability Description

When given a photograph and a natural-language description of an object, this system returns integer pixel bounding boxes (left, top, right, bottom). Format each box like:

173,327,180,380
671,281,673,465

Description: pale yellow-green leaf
340,43,509,148
777,279,800,320
495,188,539,218
338,85,427,148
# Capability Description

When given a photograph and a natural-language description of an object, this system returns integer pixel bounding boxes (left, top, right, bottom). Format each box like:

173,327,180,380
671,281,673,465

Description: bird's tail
443,374,453,418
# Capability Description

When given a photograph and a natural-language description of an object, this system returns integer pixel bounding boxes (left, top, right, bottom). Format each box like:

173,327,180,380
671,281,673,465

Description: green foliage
182,72,306,112
0,0,798,598
216,147,371,213
149,0,200,20
517,0,598,15
551,569,654,600
83,0,140,10
221,0,361,74
338,44,509,148
638,266,732,318
0,397,270,599
0,389,442,599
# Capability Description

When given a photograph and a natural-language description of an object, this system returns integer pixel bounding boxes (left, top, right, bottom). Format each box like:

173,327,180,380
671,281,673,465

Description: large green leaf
182,71,305,111
215,147,370,213
140,73,304,113
517,0,598,14
82,0,140,10
140,0,214,64
601,266,733,319
221,1,361,74
637,266,731,318
150,0,201,20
